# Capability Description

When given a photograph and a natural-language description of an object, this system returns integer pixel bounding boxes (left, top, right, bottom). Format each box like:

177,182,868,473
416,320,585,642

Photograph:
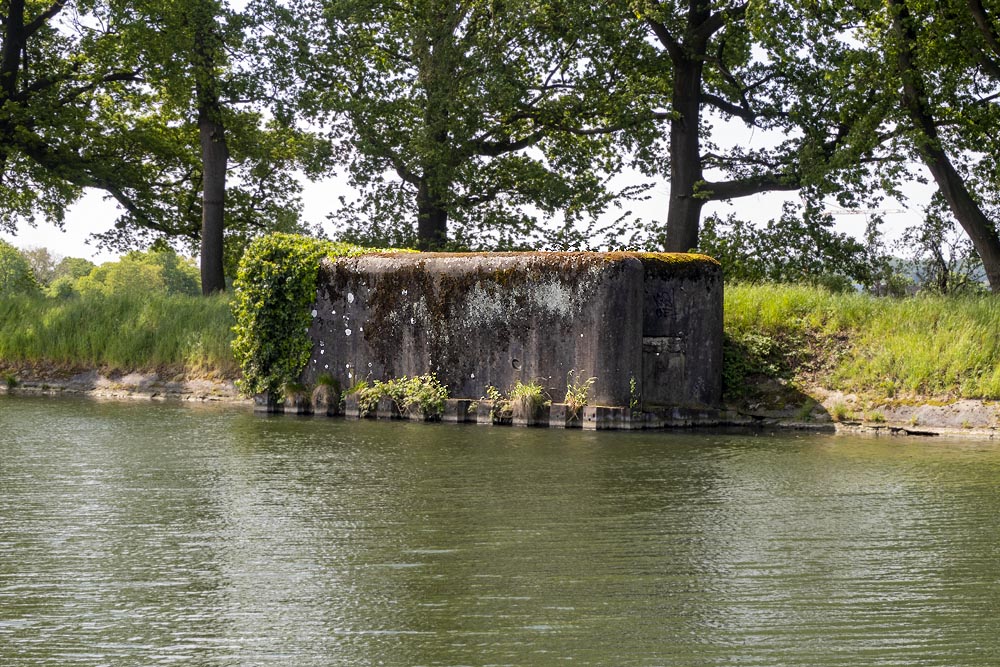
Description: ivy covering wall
231,233,401,397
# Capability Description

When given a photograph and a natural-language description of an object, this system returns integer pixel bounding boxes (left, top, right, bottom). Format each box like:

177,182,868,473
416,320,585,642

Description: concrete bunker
299,251,722,423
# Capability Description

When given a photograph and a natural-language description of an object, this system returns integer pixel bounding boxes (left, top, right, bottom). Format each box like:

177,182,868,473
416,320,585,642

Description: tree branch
701,92,758,122
703,173,799,201
644,1,683,61
968,0,1000,60
691,2,747,47
25,0,67,38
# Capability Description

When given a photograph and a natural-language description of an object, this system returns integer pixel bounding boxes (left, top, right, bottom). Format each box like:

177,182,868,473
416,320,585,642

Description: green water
2,395,1000,666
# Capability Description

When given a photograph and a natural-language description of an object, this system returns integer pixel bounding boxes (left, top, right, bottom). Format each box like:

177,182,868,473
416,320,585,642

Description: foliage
725,283,1000,400
231,233,399,398
18,247,60,286
585,0,905,253
46,257,98,298
510,380,549,408
897,194,986,295
0,1,148,234
722,331,794,401
0,291,235,375
564,371,596,419
341,374,448,418
399,374,449,418
0,241,39,295
846,0,1000,290
69,249,201,298
483,385,512,421
696,204,891,290
267,0,624,249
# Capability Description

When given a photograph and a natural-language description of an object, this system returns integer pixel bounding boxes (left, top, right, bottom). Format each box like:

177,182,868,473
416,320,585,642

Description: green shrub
510,379,548,408
564,370,596,419
72,249,199,298
353,374,449,418
0,240,39,295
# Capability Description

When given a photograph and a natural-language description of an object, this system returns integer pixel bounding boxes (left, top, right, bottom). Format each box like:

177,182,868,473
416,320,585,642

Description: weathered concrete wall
301,252,721,410
640,255,724,408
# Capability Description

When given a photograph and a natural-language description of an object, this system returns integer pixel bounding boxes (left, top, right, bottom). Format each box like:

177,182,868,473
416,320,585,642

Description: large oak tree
270,0,628,250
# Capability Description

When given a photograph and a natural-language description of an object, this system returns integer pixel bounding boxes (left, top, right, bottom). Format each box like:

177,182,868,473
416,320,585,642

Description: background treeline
2,0,1000,295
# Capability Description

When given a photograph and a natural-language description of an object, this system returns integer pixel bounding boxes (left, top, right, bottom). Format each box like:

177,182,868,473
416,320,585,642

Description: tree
99,0,322,293
897,194,985,295
0,1,149,233
0,1,320,295
0,239,37,294
880,0,1000,291
70,248,201,298
17,246,59,285
696,203,890,289
616,0,900,252
270,0,625,250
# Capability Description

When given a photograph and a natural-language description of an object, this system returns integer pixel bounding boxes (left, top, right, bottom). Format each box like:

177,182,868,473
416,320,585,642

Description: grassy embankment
0,292,237,382
2,284,1000,409
725,284,1000,409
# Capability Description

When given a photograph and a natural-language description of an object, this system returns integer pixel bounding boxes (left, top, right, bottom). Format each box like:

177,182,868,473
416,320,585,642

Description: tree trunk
416,179,447,250
891,0,1000,291
199,110,227,294
192,1,228,295
664,49,706,253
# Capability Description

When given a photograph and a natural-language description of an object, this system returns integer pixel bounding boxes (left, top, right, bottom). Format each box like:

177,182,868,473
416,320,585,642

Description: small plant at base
315,373,337,387
484,385,511,420
565,371,596,419
831,403,852,422
312,373,342,411
283,380,307,397
510,379,548,409
343,378,375,414
4,374,17,390
866,411,886,423
795,399,817,422
629,376,640,412
400,374,449,418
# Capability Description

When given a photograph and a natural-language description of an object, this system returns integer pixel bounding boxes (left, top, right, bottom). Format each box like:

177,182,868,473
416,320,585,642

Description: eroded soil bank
0,364,245,403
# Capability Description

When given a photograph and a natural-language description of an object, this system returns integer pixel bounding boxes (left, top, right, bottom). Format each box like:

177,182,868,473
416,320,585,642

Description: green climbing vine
231,233,399,398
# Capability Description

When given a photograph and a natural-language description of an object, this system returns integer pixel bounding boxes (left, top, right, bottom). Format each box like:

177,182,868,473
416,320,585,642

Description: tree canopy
264,0,629,249
4,0,1000,292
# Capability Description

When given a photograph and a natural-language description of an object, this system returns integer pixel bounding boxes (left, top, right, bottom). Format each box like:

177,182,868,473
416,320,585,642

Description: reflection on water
2,395,1000,666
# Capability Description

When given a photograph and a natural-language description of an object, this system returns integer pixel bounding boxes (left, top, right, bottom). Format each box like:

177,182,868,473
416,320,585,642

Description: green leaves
230,233,401,397
276,0,627,248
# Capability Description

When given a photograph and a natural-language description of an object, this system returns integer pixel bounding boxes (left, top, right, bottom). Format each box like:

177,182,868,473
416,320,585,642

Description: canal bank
2,363,998,439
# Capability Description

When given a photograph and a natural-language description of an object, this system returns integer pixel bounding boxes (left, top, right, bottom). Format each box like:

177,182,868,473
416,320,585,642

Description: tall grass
0,292,237,377
726,284,1000,399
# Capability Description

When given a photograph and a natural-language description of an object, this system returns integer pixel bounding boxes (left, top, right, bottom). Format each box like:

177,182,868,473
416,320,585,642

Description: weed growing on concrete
352,374,449,419
564,371,596,419
510,380,548,409
484,385,512,421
